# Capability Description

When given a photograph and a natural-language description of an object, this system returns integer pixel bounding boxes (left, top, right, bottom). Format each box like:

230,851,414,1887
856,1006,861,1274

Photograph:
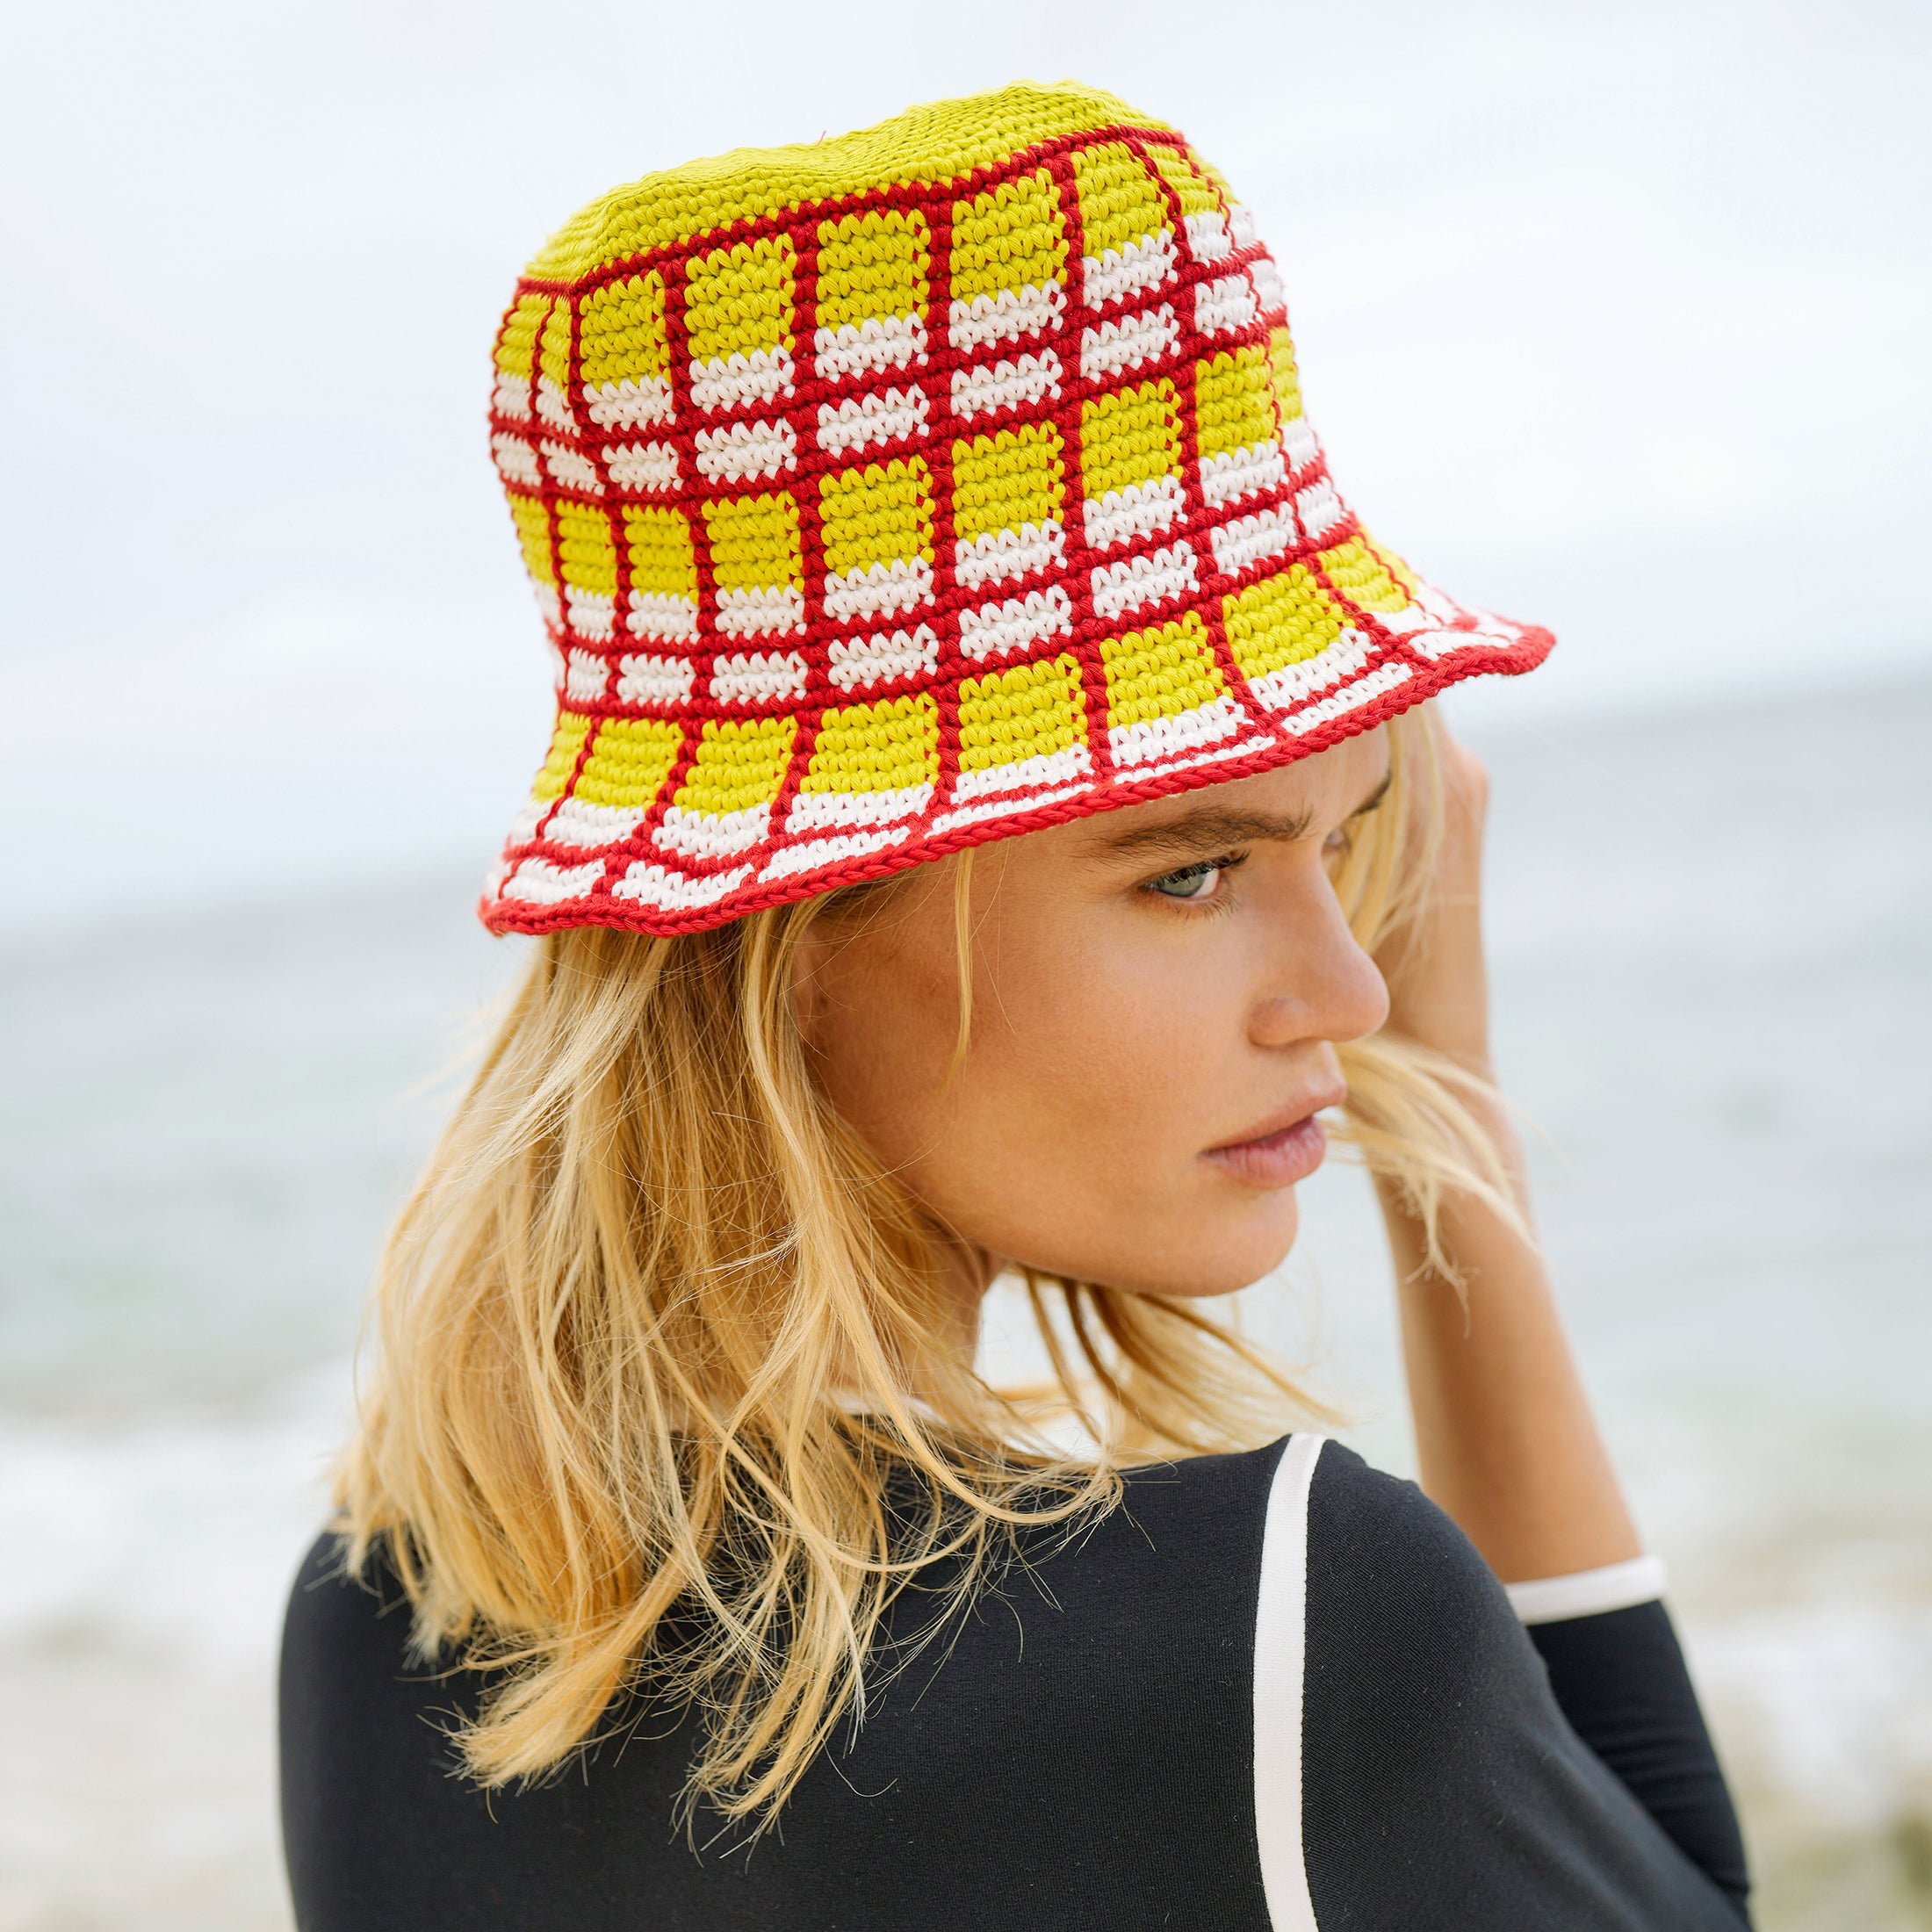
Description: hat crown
525,83,1155,285
482,83,1547,933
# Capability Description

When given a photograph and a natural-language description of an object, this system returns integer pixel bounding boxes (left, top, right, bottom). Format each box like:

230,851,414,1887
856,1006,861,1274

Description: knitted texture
480,82,1552,934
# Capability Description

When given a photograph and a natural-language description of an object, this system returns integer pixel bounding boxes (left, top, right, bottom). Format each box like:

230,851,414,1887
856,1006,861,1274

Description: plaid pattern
481,82,1551,934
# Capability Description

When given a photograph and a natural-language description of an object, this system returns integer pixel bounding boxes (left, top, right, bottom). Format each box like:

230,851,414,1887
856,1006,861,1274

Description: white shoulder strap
1252,1431,1326,1932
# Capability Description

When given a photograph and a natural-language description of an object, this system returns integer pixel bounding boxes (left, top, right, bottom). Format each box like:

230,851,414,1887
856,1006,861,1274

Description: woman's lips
1203,1109,1332,1188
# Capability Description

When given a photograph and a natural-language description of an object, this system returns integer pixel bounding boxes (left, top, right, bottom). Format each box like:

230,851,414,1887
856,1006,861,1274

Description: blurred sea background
2,2,1928,1927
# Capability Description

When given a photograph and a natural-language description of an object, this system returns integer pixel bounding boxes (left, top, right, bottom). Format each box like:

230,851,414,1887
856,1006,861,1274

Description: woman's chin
1071,1193,1302,1301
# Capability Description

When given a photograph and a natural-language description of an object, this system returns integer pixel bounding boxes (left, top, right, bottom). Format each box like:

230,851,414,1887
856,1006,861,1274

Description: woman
279,82,1751,1928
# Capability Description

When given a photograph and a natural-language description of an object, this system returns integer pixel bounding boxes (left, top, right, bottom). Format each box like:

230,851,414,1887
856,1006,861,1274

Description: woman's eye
1149,861,1222,901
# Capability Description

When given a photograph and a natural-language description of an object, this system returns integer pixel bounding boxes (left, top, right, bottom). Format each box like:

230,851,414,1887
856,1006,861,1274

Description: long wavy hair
335,703,1515,1827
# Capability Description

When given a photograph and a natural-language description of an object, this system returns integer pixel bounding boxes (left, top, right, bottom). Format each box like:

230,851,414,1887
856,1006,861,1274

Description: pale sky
3,0,1927,923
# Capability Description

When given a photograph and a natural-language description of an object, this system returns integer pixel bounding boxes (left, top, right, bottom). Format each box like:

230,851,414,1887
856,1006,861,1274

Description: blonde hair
335,703,1514,1827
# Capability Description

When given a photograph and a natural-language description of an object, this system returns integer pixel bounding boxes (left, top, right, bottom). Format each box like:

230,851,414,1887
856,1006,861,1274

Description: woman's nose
1246,876,1389,1049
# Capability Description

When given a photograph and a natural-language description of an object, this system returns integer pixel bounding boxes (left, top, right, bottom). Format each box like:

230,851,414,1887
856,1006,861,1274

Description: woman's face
797,726,1393,1303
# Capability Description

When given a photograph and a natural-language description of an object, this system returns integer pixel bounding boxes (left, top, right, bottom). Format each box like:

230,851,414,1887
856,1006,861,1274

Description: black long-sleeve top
280,1433,1750,1928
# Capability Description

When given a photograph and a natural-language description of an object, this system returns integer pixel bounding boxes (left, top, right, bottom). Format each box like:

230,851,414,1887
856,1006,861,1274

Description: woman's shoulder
1115,1432,1496,1600
1042,1432,1510,1678
1229,1434,1531,1701
280,1526,423,1700
1296,1436,1509,1611
1109,1434,1532,1728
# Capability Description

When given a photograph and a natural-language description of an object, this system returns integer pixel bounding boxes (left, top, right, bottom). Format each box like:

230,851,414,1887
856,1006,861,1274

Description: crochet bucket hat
479,81,1551,935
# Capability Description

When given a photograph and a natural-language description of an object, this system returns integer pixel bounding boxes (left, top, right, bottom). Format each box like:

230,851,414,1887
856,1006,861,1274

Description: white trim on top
1252,1433,1326,1932
1505,1554,1669,1626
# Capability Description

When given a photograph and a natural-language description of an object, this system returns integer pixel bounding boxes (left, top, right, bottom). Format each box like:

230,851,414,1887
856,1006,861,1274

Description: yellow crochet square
1144,143,1220,218
1080,379,1182,500
703,494,804,639
531,711,593,802
950,425,1065,544
816,210,930,331
1222,566,1346,681
1318,537,1415,616
538,302,573,393
578,270,670,390
818,458,935,574
496,293,551,378
556,503,616,595
508,492,554,586
949,168,1069,305
573,717,684,811
1100,612,1226,729
1195,347,1280,462
957,653,1087,772
622,506,697,601
1071,141,1171,261
703,494,804,595
685,235,797,367
801,693,940,795
674,715,799,818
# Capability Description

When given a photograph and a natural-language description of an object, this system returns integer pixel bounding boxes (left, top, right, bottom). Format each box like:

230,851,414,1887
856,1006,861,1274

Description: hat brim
479,573,1551,939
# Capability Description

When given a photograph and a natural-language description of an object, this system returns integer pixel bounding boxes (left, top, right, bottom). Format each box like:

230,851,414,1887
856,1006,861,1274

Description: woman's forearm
1370,730,1643,1584
1374,1096,1641,1583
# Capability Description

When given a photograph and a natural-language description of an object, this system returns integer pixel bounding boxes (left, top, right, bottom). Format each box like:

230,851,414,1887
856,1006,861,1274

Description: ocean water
2,680,1928,1928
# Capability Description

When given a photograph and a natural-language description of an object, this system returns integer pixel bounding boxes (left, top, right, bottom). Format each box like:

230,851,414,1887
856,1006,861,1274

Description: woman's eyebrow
1098,763,1394,862
1099,805,1315,860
